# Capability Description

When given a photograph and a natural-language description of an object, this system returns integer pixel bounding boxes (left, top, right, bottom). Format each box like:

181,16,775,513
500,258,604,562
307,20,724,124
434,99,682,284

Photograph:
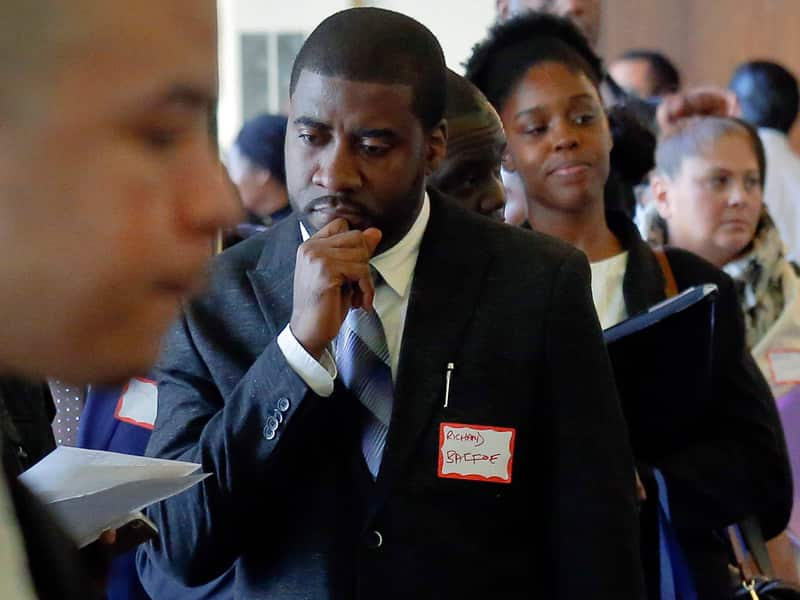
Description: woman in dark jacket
466,12,793,599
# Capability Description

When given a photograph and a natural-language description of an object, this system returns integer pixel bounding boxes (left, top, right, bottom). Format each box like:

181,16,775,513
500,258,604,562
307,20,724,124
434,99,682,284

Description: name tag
114,377,158,430
768,350,800,385
437,422,515,484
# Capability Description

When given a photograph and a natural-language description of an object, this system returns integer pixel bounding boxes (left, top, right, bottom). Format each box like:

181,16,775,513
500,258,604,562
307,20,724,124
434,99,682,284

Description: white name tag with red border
437,422,515,484
114,377,158,430
767,349,800,385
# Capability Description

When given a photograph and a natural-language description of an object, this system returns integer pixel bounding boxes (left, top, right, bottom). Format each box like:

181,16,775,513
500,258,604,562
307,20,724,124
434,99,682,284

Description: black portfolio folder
603,284,719,461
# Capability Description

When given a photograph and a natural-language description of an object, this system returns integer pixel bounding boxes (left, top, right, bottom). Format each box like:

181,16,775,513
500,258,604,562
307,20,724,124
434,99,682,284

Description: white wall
218,0,352,150
364,1,496,73
217,0,497,151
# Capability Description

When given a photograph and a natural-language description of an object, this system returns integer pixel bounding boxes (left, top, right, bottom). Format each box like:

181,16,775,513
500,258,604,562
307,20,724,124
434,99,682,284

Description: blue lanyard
655,469,699,600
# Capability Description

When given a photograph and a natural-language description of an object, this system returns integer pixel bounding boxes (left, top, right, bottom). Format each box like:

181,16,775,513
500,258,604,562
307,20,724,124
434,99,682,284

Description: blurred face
0,0,240,383
428,107,506,220
227,145,288,219
608,58,654,99
654,133,763,268
500,61,612,217
286,70,446,253
501,0,601,47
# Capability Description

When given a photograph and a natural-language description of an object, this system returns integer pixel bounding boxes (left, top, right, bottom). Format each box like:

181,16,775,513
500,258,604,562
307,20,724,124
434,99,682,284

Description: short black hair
445,69,490,119
235,113,288,184
618,49,681,96
464,11,603,113
729,60,799,133
289,7,446,131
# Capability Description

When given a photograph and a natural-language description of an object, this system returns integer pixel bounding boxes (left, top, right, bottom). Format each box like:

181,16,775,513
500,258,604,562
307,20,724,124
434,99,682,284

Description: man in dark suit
141,8,644,599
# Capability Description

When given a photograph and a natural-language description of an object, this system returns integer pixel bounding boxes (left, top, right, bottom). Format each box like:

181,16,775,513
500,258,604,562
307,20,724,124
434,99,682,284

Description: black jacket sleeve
655,253,793,539
140,307,322,585
544,249,645,599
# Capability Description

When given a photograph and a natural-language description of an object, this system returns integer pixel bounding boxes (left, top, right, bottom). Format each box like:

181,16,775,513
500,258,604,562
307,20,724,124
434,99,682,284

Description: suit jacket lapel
244,204,492,507
246,215,301,335
375,193,492,491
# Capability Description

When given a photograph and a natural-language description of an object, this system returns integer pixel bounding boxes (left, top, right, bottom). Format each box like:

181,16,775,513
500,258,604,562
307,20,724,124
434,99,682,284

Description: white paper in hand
19,447,209,547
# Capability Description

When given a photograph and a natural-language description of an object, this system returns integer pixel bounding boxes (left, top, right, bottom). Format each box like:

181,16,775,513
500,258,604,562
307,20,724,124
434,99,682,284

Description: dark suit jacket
0,377,56,476
141,194,644,599
0,378,100,600
6,466,103,600
607,211,793,600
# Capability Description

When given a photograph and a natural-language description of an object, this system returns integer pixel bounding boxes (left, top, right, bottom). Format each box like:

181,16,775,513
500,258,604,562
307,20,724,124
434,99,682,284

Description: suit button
364,530,383,549
277,397,290,412
266,415,279,431
263,425,276,440
272,409,283,424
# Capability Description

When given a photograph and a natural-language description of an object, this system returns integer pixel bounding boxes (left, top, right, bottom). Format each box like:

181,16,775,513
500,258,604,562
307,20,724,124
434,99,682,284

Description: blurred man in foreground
0,0,239,597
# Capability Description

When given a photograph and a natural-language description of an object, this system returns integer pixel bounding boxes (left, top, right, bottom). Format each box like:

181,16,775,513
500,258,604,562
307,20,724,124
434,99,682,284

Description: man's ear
501,146,516,173
650,173,672,219
424,119,448,176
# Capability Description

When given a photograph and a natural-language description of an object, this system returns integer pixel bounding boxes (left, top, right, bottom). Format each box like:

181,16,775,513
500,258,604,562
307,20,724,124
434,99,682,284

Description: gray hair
654,116,766,183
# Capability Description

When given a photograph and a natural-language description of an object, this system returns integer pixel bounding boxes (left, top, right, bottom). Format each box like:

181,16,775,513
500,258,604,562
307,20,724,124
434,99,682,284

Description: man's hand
81,529,116,597
656,86,739,135
290,218,382,359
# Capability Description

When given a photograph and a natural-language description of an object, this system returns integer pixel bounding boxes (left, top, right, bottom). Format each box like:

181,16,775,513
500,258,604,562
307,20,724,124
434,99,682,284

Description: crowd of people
0,0,799,599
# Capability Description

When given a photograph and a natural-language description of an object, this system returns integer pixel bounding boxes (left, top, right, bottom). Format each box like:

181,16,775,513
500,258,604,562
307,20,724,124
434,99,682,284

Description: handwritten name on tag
115,377,158,430
437,423,515,484
768,350,800,385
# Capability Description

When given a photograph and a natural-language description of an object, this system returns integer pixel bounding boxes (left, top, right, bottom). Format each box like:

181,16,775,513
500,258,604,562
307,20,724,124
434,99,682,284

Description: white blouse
590,251,629,330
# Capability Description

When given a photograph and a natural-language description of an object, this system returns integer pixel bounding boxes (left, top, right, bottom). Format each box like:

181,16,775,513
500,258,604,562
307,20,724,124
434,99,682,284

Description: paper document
19,446,209,547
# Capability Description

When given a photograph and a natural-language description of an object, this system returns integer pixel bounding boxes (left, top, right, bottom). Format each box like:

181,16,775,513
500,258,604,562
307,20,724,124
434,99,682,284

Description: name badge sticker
115,377,158,430
437,422,515,483
767,349,800,385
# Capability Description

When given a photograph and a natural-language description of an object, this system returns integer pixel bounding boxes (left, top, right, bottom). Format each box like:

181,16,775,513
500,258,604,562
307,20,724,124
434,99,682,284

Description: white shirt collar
298,192,430,299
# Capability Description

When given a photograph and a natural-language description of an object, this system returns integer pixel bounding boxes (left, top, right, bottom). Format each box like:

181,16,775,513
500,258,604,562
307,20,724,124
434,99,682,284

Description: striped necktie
336,306,393,479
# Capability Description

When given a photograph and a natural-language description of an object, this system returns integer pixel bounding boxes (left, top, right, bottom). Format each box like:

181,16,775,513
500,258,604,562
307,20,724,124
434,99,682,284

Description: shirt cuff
277,325,337,397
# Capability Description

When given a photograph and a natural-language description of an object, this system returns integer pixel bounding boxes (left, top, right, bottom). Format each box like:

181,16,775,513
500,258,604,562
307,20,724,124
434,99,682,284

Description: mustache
304,195,363,213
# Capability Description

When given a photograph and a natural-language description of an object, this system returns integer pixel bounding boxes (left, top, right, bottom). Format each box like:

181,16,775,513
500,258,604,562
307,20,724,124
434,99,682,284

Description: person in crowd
729,60,800,265
652,116,800,582
225,113,291,246
495,0,654,217
0,0,240,597
465,12,792,599
609,49,681,100
427,69,505,220
638,86,741,244
140,7,643,599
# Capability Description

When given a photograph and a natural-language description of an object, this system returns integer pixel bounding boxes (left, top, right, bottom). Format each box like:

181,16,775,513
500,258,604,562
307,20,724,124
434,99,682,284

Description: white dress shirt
590,251,629,330
759,128,800,264
277,193,430,397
